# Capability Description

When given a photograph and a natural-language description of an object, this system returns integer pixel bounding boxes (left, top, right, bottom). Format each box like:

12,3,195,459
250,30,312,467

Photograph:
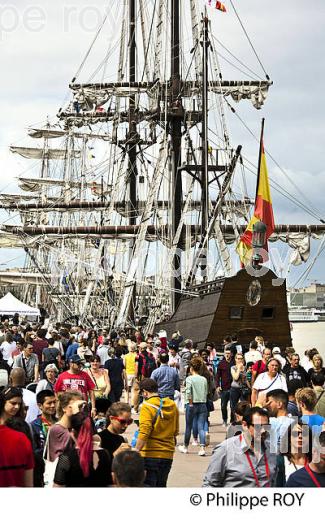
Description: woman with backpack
41,338,61,374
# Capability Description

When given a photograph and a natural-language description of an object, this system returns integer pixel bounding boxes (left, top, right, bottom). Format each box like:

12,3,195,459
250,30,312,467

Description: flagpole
255,117,265,201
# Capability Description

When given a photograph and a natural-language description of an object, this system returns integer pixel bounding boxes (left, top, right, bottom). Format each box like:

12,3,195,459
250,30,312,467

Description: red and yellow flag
208,1,227,13
237,120,275,266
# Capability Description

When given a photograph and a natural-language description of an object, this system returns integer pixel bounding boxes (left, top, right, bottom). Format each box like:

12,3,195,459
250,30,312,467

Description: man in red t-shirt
0,425,34,487
251,347,272,385
54,354,96,417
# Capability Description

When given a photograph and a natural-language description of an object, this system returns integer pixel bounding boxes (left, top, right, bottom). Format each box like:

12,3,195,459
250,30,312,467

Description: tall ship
1,1,324,346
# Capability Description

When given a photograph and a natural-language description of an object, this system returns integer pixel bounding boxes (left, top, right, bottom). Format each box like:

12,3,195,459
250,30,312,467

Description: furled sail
10,146,81,160
28,128,111,141
18,177,111,194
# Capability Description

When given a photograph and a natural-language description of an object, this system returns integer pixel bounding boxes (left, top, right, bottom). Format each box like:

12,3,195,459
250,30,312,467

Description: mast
170,0,183,310
128,0,138,226
200,12,209,281
128,0,138,321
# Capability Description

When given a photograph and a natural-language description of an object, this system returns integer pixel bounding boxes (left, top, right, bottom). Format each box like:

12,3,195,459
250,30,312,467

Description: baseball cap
69,354,84,364
272,347,281,354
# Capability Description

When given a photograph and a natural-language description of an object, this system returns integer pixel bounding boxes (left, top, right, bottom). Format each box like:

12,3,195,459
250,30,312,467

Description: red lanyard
240,435,270,487
305,464,321,488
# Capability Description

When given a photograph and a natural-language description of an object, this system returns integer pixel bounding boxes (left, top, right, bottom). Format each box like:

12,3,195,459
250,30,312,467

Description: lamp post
252,221,267,267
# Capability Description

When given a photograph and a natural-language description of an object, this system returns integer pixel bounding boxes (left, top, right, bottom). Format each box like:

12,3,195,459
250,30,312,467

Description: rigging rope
229,0,270,80
211,34,264,81
71,4,112,83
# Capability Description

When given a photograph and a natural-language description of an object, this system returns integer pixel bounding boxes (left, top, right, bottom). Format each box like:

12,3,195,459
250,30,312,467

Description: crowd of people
0,320,324,488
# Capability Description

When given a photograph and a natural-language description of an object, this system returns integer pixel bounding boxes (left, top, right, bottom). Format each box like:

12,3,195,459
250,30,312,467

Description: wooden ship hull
156,269,292,349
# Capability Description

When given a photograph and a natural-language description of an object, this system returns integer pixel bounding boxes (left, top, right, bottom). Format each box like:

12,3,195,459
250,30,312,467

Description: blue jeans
192,413,209,439
184,403,207,447
143,457,173,487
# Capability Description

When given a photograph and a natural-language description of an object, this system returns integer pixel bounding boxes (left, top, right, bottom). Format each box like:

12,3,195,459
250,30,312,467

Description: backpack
140,352,156,378
131,398,164,447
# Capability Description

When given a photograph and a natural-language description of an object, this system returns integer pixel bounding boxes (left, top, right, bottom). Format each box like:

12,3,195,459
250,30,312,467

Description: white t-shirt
0,340,17,361
253,372,288,397
284,458,305,480
245,350,262,364
22,388,40,424
97,345,110,366
300,355,313,372
273,354,287,369
0,368,9,387
168,353,181,371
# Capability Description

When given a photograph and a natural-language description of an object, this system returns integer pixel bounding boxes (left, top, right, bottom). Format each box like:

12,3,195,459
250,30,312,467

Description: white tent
0,292,40,316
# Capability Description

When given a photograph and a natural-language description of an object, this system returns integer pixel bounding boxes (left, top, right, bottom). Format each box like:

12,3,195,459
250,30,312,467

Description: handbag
207,399,214,412
43,430,59,488
212,388,220,402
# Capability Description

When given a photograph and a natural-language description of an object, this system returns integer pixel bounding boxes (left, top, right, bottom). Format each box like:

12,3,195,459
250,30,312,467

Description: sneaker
222,422,228,428
198,448,206,456
178,445,188,454
191,440,199,446
205,433,210,446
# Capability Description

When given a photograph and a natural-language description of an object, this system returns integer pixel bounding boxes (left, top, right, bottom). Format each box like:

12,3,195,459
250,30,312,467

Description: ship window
230,307,243,319
262,307,274,319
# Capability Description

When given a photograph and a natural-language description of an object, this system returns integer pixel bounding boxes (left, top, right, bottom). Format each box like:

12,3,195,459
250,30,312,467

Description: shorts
127,374,136,388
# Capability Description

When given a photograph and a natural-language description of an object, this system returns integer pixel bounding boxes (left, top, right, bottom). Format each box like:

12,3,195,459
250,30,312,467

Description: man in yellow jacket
135,378,179,487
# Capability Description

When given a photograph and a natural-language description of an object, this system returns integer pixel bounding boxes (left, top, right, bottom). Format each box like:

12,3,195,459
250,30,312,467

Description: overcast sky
0,0,324,286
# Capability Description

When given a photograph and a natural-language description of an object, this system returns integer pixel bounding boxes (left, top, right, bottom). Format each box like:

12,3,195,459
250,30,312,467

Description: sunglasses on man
110,416,133,426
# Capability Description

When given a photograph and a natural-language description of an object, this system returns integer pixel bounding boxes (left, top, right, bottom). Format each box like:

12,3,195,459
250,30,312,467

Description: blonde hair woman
308,354,325,379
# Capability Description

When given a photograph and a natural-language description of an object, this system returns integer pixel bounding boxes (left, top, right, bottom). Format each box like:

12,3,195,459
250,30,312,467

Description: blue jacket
65,342,79,361
151,365,180,398
31,416,46,455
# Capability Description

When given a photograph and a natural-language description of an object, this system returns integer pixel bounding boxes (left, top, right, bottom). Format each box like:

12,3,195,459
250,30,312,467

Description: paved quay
168,406,225,487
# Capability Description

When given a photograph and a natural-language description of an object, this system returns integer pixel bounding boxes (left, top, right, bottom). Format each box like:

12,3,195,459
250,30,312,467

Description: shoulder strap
89,369,99,389
315,390,325,405
258,373,279,392
43,428,50,460
305,464,321,488
21,355,28,376
143,398,164,424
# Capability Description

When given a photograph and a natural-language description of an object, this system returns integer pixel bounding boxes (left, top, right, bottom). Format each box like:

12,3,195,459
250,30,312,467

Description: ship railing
183,278,225,298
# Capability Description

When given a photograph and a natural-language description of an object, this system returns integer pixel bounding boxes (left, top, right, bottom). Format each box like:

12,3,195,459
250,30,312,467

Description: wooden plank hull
156,269,292,349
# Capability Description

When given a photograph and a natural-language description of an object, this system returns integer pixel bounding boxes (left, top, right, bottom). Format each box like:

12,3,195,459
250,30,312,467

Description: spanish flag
208,1,227,13
237,120,275,266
